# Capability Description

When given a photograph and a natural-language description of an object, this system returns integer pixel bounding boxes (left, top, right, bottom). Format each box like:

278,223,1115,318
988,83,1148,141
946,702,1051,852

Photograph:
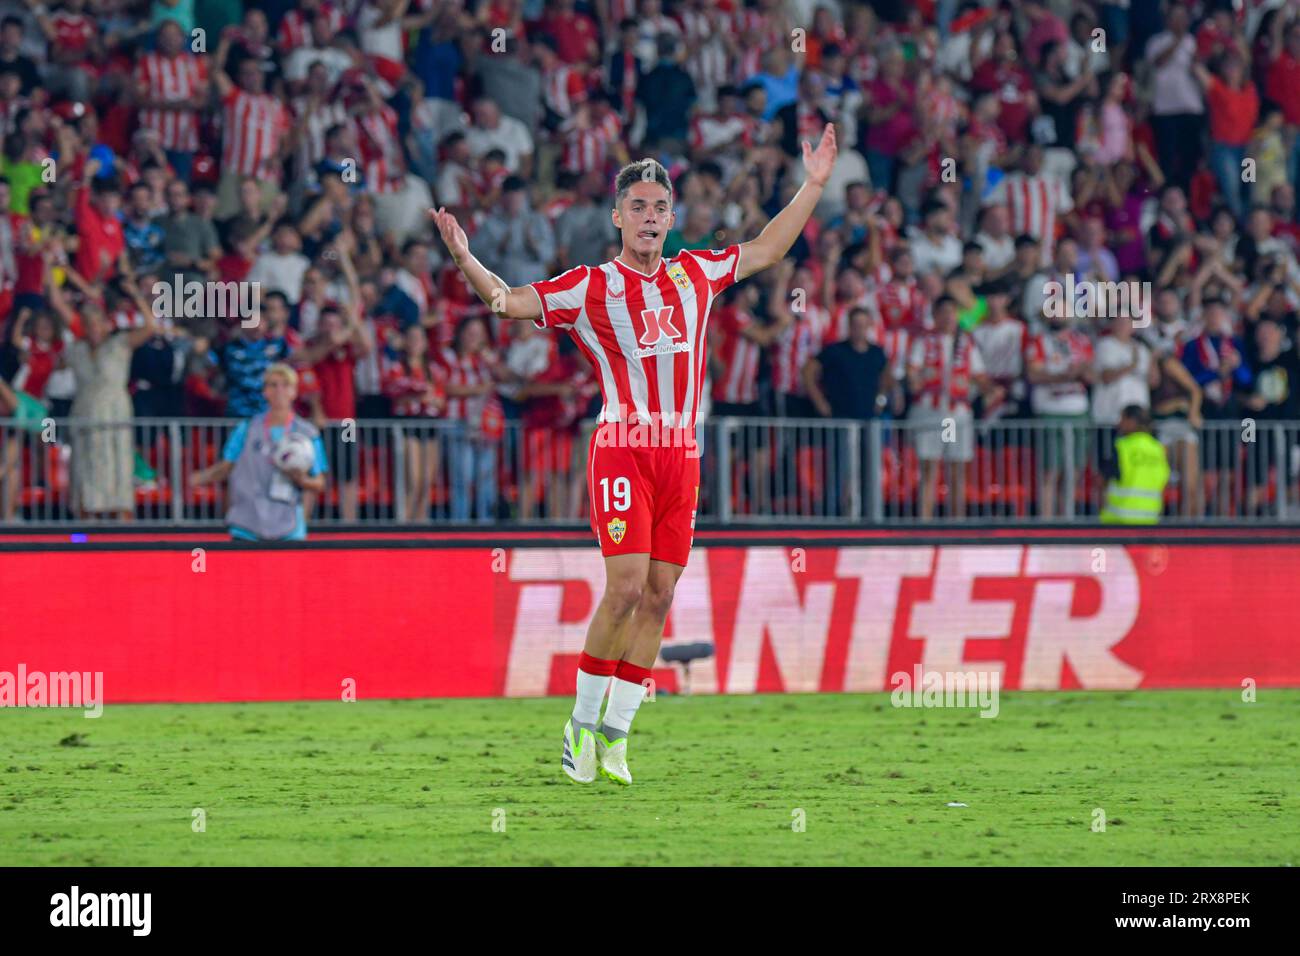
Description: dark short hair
1121,404,1152,428
934,294,958,311
614,159,672,207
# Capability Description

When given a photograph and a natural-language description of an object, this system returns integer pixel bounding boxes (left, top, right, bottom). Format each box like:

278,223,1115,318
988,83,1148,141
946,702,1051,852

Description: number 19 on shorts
599,476,631,512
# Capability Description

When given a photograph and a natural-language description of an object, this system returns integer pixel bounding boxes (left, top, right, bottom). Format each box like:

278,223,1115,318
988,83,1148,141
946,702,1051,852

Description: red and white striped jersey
771,305,828,396
1026,329,1093,415
292,96,349,179
382,356,446,418
221,88,291,179
543,64,586,120
907,330,986,412
679,8,728,96
986,172,1073,248
438,347,499,422
279,3,347,51
710,303,761,405
529,247,742,430
354,104,405,194
689,111,756,153
874,278,928,331
879,326,911,381
732,10,784,81
560,111,620,174
136,52,208,152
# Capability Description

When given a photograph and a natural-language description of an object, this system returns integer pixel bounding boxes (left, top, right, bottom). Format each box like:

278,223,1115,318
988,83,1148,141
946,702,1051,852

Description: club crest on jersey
666,262,691,290
607,517,627,544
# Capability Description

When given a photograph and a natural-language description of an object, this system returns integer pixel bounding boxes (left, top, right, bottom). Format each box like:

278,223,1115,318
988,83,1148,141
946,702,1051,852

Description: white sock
572,669,612,725
601,677,647,734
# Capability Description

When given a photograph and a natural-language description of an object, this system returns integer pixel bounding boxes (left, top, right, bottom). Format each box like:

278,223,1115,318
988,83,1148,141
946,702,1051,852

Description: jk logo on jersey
607,517,627,544
633,306,688,358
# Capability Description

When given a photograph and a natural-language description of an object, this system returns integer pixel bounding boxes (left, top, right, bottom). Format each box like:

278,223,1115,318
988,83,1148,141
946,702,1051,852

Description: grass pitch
0,691,1296,866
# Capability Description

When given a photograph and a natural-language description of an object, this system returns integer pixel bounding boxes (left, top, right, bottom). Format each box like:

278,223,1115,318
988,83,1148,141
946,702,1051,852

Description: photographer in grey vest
191,363,327,541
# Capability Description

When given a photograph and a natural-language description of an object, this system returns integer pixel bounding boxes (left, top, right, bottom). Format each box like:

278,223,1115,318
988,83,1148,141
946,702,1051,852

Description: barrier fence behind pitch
1,416,1298,526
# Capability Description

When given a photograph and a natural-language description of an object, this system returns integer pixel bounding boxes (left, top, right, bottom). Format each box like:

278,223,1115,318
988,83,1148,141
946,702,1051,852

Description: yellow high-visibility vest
1101,431,1170,525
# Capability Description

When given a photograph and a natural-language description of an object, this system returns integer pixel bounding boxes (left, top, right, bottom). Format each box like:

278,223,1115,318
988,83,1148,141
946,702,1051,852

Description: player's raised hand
802,123,837,187
430,207,469,263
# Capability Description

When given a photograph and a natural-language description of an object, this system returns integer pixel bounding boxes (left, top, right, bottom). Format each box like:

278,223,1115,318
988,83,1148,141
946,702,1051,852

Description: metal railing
1,415,1297,526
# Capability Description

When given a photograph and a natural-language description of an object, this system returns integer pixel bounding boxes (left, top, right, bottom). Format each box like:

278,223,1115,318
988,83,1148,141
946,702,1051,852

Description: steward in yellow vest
1101,405,1170,524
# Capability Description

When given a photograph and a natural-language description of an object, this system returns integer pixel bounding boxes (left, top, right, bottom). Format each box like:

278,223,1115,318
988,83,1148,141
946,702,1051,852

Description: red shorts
587,423,700,567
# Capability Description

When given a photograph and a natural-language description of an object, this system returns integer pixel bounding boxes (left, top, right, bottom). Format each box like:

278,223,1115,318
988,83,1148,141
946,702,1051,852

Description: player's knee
638,579,677,622
604,578,645,621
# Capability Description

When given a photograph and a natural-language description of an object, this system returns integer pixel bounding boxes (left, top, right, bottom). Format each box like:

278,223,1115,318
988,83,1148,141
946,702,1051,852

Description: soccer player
432,124,838,785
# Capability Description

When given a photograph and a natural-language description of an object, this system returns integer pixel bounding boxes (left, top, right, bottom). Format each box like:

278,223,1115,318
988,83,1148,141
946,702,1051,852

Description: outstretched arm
736,124,837,282
430,207,542,321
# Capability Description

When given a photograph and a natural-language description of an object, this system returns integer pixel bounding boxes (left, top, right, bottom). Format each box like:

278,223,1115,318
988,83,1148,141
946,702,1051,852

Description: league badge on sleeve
606,517,627,544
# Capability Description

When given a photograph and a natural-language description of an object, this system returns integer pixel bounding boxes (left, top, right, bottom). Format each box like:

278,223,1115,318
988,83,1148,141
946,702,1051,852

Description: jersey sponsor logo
606,517,627,544
632,306,689,358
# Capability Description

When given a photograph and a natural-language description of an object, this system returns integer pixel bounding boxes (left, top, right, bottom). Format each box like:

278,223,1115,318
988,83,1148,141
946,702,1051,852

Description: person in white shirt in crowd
1143,1,1203,192
971,283,1027,420
1023,235,1081,331
1139,286,1190,358
974,204,1016,276
464,97,535,176
283,15,354,90
1026,306,1095,518
1092,311,1157,479
248,221,312,305
908,199,964,279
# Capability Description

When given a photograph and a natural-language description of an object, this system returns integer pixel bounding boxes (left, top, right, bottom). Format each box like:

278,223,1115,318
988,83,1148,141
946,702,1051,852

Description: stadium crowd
0,0,1298,523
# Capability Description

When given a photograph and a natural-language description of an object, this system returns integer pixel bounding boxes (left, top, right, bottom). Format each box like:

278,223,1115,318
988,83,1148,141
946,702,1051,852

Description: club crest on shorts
606,517,627,544
667,262,691,290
